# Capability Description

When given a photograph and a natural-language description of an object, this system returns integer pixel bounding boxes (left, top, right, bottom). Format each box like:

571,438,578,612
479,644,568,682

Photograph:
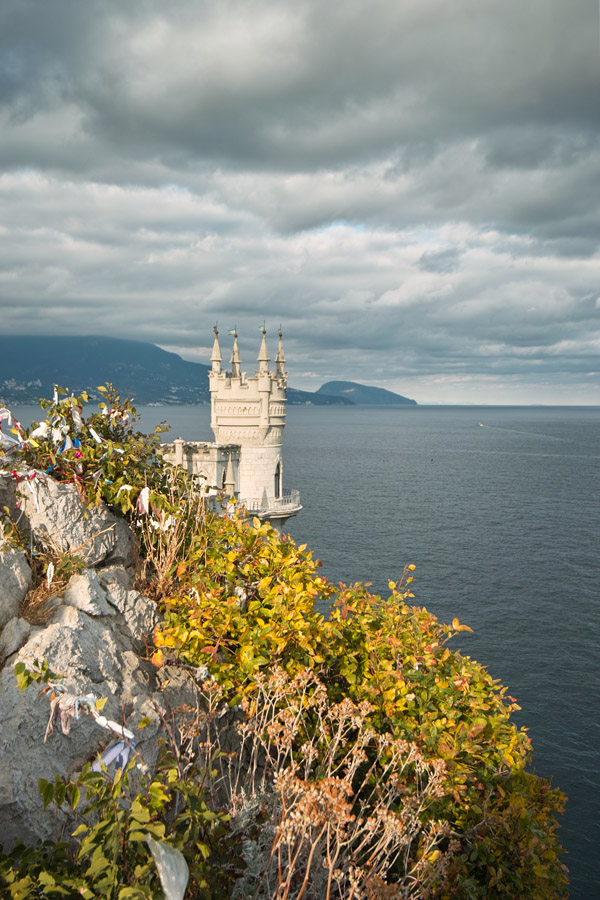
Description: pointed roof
230,330,241,378
258,325,270,372
276,328,286,377
211,325,222,369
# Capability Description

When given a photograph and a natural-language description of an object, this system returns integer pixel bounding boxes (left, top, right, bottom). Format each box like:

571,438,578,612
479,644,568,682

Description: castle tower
209,326,300,523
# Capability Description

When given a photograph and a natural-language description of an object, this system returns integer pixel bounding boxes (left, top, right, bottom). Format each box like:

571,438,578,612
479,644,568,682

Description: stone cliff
0,471,204,850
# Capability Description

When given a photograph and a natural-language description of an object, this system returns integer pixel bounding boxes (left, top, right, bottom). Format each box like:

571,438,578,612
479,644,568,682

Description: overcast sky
1,0,599,403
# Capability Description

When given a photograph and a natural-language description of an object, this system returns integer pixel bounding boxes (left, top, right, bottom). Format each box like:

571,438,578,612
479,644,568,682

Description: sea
6,402,600,898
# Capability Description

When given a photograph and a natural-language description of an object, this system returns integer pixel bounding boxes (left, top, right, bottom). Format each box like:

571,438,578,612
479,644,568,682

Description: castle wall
237,445,283,505
161,440,240,491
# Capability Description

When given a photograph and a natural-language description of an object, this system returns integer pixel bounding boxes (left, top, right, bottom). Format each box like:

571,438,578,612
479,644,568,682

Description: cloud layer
1,0,599,402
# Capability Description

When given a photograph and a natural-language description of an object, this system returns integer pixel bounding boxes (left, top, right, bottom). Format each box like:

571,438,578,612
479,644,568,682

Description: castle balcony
235,488,302,522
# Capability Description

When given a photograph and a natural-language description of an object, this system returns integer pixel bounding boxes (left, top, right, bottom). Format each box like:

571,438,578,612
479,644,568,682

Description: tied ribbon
41,682,143,774
10,470,36,484
91,740,133,772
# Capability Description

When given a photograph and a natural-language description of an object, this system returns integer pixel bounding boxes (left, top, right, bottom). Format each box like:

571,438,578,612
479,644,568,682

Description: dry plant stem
137,470,208,601
166,666,451,899
199,667,451,900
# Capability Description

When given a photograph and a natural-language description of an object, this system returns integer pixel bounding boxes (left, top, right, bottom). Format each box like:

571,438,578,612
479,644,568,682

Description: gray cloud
0,0,599,403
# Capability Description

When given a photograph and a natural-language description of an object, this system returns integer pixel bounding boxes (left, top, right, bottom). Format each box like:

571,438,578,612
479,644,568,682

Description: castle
162,327,301,528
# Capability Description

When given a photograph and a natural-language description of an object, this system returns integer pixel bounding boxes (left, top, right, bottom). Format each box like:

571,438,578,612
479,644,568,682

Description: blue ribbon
91,740,134,772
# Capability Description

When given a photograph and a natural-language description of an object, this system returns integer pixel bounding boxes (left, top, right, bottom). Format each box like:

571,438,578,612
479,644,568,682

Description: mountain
0,335,350,406
287,386,354,406
0,336,211,405
316,381,417,406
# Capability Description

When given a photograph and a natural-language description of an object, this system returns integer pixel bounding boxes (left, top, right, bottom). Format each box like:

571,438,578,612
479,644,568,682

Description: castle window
274,462,281,498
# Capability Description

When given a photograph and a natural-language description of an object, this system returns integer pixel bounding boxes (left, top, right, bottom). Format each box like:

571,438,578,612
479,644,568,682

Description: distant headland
317,380,417,407
0,335,417,407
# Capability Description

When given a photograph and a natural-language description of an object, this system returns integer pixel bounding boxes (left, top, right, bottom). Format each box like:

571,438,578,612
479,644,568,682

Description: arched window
274,461,281,498
221,468,226,490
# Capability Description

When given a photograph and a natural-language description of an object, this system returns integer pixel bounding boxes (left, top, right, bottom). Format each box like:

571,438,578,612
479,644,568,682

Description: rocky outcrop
0,470,203,851
0,471,136,571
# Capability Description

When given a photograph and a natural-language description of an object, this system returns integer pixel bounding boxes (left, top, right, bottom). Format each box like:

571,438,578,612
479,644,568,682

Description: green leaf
39,779,54,809
68,784,81,810
127,831,149,842
54,780,66,808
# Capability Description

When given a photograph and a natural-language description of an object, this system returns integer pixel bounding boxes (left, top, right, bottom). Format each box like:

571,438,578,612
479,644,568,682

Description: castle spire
275,327,286,379
258,324,270,375
230,329,241,378
211,324,222,373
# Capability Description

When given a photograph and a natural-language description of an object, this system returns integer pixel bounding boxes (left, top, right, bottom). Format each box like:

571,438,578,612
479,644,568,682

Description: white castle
163,327,301,527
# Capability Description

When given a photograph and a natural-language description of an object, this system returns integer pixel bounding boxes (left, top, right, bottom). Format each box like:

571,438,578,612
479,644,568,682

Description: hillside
287,386,353,406
0,336,210,405
317,380,417,406
0,336,348,406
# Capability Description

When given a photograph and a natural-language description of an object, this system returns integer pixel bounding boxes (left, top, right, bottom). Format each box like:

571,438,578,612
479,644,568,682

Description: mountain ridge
0,336,415,407
317,380,417,406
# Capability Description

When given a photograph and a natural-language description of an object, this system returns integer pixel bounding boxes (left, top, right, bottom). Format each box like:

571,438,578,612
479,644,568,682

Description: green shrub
0,757,233,900
3,384,169,516
155,516,568,899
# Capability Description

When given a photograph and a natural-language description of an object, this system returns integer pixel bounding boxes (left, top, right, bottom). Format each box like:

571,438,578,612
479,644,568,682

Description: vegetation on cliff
0,387,567,899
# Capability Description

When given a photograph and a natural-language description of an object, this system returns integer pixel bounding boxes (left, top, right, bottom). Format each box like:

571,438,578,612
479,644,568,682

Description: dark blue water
282,405,600,900
8,403,600,897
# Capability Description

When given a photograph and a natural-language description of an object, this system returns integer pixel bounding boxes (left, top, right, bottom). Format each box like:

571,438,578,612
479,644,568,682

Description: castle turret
209,327,300,525
165,326,300,528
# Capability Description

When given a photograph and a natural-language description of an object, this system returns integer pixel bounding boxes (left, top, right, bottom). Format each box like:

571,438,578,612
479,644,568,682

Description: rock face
0,472,136,571
0,548,31,627
0,470,201,851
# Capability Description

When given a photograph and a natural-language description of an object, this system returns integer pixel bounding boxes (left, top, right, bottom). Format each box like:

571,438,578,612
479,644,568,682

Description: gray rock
0,617,31,665
96,563,135,592
99,568,160,644
0,549,32,627
64,570,116,618
0,585,212,852
0,472,221,854
0,605,161,850
47,603,80,628
0,472,136,570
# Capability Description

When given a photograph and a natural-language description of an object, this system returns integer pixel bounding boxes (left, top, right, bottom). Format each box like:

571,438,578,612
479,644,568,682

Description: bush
155,516,567,899
4,384,169,515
